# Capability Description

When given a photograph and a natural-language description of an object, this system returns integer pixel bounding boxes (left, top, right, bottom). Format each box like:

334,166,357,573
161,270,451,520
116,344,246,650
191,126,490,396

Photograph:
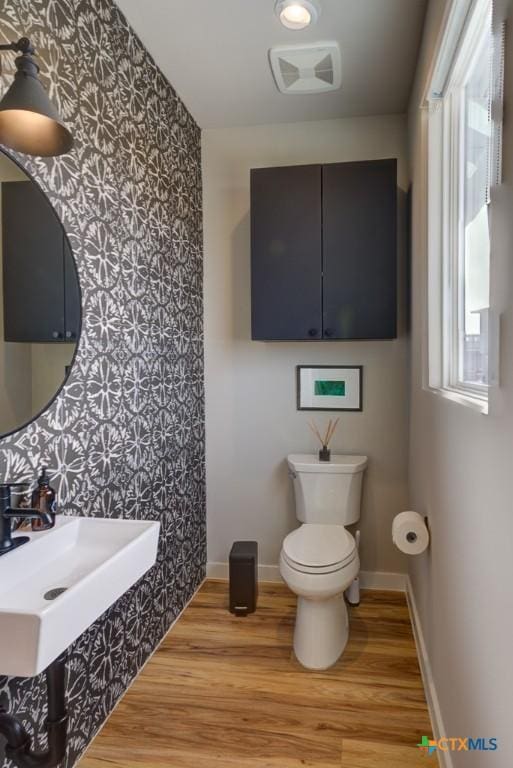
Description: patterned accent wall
0,1,204,766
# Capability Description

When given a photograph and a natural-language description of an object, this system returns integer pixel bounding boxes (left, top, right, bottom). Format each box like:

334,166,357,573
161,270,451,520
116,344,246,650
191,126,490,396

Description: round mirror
0,150,80,437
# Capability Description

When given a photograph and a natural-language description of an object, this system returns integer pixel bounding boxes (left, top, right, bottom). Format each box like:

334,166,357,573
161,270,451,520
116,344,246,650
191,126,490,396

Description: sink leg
0,653,69,768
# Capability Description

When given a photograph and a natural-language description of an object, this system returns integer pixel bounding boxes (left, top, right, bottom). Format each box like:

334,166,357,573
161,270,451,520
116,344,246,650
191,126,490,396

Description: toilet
280,453,368,670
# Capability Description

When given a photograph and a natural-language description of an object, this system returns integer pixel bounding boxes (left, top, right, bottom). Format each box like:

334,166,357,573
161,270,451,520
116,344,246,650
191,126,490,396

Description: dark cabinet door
251,165,322,340
322,159,397,339
2,181,65,342
64,237,80,341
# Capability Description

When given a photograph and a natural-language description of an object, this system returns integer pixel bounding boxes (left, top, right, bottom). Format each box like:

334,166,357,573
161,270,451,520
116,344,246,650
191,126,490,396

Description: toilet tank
288,454,368,525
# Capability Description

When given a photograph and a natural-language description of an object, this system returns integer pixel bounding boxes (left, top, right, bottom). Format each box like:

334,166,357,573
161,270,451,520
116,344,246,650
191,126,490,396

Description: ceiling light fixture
0,37,73,157
275,0,320,31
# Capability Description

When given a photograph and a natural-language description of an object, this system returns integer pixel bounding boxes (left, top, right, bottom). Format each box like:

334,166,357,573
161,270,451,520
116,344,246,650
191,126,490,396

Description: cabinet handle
308,328,318,337
52,331,63,340
65,331,76,340
324,328,335,338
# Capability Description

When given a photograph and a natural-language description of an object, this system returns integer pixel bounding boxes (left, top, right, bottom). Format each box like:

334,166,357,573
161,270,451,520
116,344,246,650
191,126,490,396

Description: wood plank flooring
79,580,434,767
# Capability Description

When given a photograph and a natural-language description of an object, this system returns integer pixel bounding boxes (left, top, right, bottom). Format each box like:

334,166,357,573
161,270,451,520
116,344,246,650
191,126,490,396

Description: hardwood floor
79,580,434,767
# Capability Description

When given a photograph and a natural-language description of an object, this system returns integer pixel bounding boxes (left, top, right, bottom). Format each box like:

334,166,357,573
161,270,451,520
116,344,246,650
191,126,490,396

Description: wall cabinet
250,159,397,341
2,181,80,343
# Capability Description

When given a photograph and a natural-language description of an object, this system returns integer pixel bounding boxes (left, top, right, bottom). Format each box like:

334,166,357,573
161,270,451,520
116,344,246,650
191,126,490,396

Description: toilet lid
283,525,356,569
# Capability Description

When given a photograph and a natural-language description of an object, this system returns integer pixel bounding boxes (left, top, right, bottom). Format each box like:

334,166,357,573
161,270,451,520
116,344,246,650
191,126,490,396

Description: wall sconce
0,37,73,157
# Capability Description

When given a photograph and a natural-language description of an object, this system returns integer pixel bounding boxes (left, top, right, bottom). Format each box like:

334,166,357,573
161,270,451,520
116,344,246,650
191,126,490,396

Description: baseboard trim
207,562,406,591
406,576,452,768
359,570,406,591
207,561,283,582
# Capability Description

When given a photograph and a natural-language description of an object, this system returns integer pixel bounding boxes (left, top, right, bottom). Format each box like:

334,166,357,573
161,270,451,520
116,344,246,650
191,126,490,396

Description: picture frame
296,365,363,411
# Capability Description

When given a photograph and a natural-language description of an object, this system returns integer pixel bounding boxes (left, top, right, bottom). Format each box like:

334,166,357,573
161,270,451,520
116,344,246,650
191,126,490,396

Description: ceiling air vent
269,42,342,95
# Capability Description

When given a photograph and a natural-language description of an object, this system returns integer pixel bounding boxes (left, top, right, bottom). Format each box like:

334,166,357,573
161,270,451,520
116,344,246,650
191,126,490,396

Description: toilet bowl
280,523,359,669
281,454,367,670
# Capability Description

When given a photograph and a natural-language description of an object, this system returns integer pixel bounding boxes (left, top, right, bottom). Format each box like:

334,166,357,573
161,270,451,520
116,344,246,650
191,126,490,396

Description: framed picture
296,365,363,411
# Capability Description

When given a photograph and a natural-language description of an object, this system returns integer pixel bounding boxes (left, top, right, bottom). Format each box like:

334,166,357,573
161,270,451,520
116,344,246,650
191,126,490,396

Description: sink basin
0,515,160,677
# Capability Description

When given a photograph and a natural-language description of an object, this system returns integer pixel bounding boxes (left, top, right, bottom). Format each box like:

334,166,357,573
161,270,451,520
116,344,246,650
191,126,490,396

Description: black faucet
0,483,54,557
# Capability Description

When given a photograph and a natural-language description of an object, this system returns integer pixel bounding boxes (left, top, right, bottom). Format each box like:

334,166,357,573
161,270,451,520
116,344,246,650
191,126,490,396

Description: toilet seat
282,524,356,575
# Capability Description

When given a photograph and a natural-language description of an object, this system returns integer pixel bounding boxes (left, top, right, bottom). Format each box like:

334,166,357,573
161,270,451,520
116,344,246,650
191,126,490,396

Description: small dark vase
319,445,331,462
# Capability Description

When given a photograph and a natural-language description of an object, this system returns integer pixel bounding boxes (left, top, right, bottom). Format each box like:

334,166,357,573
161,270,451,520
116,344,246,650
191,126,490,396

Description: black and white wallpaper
0,1,205,766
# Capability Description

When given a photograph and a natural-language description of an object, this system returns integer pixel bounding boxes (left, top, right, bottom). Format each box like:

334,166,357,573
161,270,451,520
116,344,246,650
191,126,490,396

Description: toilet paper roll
392,511,429,555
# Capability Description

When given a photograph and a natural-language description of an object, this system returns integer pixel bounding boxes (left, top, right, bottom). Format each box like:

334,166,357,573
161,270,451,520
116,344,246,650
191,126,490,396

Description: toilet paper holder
392,510,430,556
406,516,430,544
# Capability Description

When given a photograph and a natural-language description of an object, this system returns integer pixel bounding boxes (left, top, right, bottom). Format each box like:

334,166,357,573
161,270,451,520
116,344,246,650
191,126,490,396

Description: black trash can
229,541,258,616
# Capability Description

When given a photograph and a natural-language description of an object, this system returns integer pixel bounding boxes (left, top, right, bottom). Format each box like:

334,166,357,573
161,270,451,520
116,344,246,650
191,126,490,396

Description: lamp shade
0,52,73,157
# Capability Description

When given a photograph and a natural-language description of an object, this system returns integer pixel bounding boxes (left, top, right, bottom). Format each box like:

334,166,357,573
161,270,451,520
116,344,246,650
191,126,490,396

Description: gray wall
0,2,205,766
203,115,409,576
409,0,513,764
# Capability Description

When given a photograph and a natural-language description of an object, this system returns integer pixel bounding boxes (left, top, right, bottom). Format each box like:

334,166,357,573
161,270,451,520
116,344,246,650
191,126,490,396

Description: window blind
488,4,506,196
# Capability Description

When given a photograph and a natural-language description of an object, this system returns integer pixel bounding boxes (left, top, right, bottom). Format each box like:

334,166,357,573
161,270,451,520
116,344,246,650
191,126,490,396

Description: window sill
425,386,489,415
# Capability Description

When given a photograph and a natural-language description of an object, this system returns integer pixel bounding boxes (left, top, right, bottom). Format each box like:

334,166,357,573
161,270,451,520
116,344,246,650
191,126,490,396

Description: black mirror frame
0,147,82,441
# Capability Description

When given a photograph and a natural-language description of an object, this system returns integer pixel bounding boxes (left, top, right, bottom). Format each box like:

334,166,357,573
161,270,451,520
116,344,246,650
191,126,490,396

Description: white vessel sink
0,515,160,677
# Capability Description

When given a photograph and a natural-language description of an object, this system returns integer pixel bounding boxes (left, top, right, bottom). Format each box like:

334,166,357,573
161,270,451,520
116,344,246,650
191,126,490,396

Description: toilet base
293,594,349,670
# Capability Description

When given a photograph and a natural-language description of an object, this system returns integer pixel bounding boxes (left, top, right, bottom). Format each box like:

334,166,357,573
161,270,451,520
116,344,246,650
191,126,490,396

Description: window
426,0,504,409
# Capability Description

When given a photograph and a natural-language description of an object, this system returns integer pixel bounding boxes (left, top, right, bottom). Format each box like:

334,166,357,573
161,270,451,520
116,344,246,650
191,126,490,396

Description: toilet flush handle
288,469,297,480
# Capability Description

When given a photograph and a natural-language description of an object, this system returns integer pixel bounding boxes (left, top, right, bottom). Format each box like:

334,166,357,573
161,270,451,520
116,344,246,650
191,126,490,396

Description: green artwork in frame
314,380,346,397
297,365,363,411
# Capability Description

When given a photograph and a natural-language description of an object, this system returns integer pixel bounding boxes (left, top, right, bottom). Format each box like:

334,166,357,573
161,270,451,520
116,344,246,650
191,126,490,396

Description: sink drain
44,587,68,601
